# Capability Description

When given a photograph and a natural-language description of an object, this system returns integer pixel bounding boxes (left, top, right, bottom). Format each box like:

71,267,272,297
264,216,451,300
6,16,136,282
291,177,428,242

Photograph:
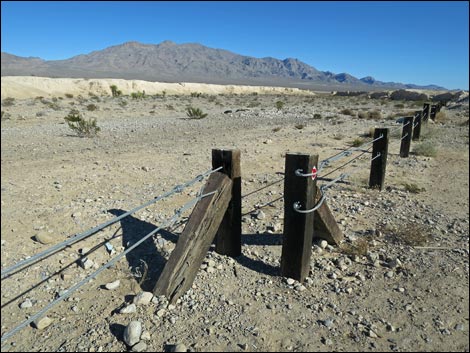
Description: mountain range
1,40,447,91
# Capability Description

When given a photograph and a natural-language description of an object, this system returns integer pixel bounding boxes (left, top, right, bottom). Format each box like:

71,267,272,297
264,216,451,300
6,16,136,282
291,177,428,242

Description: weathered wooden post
423,103,431,122
430,104,437,120
211,149,241,257
400,116,414,158
281,153,318,282
369,128,389,190
154,172,233,303
412,111,422,141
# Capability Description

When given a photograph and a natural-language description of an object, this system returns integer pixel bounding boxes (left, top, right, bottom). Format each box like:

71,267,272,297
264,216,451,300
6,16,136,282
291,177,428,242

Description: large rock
123,321,142,347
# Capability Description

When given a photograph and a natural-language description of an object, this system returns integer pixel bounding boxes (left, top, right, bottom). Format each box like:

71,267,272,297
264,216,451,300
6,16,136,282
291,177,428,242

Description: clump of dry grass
434,111,448,123
350,137,365,147
341,108,355,116
380,222,430,246
413,141,437,157
340,238,369,256
403,183,425,194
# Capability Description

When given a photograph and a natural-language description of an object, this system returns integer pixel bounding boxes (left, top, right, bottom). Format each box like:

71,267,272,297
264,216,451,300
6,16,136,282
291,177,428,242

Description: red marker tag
311,166,317,180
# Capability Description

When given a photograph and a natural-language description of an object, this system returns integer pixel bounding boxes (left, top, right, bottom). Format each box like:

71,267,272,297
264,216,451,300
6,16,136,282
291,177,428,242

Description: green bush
87,104,98,111
110,85,122,97
191,92,202,98
2,97,15,106
131,91,145,99
350,137,365,147
413,141,437,157
341,108,354,116
64,110,100,137
276,101,285,111
186,107,208,119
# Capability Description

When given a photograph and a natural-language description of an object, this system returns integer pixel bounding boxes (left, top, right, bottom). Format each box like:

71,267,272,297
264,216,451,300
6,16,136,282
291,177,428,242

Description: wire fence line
1,167,222,279
0,189,218,343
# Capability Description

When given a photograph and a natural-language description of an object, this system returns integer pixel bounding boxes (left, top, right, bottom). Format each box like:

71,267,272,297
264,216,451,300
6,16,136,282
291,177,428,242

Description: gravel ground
1,92,469,352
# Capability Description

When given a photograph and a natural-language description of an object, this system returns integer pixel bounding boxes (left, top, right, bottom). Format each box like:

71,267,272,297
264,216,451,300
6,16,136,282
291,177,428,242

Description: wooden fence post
369,128,389,190
281,153,318,282
153,172,233,303
400,116,414,158
412,111,422,141
423,103,431,122
211,149,242,257
430,104,437,120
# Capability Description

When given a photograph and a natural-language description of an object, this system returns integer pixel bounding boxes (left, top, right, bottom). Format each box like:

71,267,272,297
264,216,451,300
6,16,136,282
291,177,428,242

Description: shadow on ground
108,209,179,292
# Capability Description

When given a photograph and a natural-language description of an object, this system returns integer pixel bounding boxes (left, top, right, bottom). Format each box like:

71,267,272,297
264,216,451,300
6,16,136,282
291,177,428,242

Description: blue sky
1,1,468,89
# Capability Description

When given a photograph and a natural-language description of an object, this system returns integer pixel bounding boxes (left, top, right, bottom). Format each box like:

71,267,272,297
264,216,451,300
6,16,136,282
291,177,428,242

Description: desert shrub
64,110,100,137
110,85,122,97
275,101,285,110
413,141,437,157
118,99,128,107
65,93,74,99
186,107,208,119
362,127,375,138
358,110,381,120
340,238,368,256
390,89,428,101
350,137,365,147
191,92,202,98
434,111,447,123
357,111,368,119
313,113,322,119
87,104,98,111
341,108,355,116
381,222,430,246
207,95,216,102
131,91,145,99
368,110,382,120
166,104,175,110
295,124,305,130
2,97,15,106
369,91,389,99
272,127,282,132
403,183,425,194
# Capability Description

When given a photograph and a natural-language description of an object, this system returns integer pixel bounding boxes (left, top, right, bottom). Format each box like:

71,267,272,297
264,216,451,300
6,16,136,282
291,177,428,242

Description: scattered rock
314,239,328,249
286,278,295,285
105,280,120,290
141,331,151,341
132,342,147,352
171,343,187,352
123,321,142,347
133,292,153,305
120,304,137,314
20,299,33,309
34,231,55,245
78,258,94,270
33,316,53,330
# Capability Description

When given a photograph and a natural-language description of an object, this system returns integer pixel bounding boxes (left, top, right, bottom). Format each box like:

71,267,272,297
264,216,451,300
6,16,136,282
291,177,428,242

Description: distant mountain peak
159,40,176,46
361,76,376,84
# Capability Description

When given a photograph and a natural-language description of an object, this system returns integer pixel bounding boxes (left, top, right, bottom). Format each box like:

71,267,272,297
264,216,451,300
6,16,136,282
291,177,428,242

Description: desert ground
1,78,469,352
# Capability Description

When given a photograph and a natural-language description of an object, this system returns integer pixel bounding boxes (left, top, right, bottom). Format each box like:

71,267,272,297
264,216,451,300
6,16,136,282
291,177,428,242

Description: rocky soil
1,91,469,352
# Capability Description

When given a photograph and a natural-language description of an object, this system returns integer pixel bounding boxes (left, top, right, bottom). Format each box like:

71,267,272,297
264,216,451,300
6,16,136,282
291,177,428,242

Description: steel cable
1,166,222,279
0,190,217,343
